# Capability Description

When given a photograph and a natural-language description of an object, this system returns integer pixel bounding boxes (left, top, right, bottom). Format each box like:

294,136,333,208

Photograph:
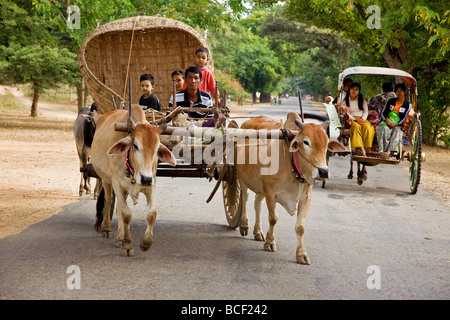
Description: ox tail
94,186,104,233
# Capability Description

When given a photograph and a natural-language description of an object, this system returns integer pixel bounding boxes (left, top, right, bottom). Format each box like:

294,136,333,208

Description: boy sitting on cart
168,66,215,127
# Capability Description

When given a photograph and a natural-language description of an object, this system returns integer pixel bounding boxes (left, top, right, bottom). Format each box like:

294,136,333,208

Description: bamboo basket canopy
78,16,212,114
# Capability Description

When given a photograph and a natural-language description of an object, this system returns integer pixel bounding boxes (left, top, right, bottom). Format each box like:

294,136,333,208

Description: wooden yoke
114,106,184,132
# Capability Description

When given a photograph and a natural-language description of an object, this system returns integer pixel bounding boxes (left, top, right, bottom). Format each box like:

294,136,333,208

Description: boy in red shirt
183,47,220,104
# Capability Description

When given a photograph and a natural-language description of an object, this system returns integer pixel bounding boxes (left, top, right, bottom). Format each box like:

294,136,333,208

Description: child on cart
183,47,220,105
139,74,161,111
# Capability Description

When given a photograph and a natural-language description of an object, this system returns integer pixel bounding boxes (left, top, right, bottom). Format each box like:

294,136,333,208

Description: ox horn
295,119,305,130
321,120,330,130
127,117,137,133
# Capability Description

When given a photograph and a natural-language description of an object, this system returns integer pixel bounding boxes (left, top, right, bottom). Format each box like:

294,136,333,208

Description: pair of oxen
74,105,345,264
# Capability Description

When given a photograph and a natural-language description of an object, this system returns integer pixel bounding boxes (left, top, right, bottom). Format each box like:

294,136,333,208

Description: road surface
1,97,449,305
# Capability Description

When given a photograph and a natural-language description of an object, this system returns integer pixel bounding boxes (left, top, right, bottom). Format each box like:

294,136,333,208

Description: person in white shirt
342,82,375,157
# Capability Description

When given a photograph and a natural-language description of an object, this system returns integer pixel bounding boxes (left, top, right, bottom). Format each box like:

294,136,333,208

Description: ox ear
327,139,347,153
321,120,330,130
108,136,132,154
289,137,300,153
157,143,176,166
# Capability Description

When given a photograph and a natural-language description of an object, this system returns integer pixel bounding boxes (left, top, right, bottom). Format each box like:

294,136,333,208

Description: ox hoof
102,230,112,238
254,232,265,242
239,227,248,237
121,248,134,256
296,253,311,265
264,242,277,252
120,243,134,256
139,238,153,252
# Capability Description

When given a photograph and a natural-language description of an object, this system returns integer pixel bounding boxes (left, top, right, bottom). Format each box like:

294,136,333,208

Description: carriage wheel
222,164,243,228
409,119,422,194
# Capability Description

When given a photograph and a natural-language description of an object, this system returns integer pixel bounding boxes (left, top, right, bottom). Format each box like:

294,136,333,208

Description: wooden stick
161,126,298,140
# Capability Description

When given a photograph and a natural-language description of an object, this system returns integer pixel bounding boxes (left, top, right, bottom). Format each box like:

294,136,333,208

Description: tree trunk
382,39,411,72
76,80,84,111
252,91,257,104
259,92,271,103
30,87,39,118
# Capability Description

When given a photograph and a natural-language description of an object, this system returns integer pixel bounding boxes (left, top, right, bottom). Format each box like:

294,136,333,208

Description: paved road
1,97,449,304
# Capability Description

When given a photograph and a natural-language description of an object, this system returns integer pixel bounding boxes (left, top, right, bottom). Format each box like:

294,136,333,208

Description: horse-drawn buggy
324,66,423,194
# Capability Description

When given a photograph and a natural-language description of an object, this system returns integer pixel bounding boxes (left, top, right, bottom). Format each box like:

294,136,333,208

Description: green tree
273,0,450,145
255,10,358,99
209,17,283,103
27,0,250,110
0,0,79,117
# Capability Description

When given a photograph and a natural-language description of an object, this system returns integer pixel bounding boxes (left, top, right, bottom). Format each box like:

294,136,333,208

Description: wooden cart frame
79,16,303,228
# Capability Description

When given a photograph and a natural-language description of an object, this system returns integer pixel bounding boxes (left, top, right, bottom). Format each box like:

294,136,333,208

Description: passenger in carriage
342,82,375,157
368,82,396,118
168,66,213,125
333,77,353,109
139,73,161,111
376,83,412,159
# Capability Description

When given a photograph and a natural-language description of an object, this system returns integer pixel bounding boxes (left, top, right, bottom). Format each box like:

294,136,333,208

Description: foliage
253,10,358,98
278,0,450,146
1,0,251,114
208,17,283,102
0,0,80,116
214,69,250,100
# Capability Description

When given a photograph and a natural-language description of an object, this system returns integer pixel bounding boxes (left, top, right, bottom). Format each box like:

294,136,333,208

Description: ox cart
324,66,423,194
78,16,314,230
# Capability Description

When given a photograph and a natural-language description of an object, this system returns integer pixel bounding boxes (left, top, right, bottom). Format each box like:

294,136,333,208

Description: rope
122,18,138,100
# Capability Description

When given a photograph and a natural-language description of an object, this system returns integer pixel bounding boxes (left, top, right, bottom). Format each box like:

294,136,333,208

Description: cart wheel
222,165,243,228
409,119,422,194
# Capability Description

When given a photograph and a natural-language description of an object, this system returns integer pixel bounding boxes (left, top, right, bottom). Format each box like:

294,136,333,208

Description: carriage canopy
338,66,417,93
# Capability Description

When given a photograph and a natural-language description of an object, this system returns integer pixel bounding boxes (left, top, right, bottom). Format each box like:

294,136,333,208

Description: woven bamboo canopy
79,16,212,114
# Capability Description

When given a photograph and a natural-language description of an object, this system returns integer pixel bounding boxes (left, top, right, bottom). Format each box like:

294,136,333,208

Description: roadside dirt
0,85,449,239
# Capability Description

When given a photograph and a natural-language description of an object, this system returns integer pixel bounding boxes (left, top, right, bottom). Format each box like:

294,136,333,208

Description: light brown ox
236,112,346,264
91,105,176,256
